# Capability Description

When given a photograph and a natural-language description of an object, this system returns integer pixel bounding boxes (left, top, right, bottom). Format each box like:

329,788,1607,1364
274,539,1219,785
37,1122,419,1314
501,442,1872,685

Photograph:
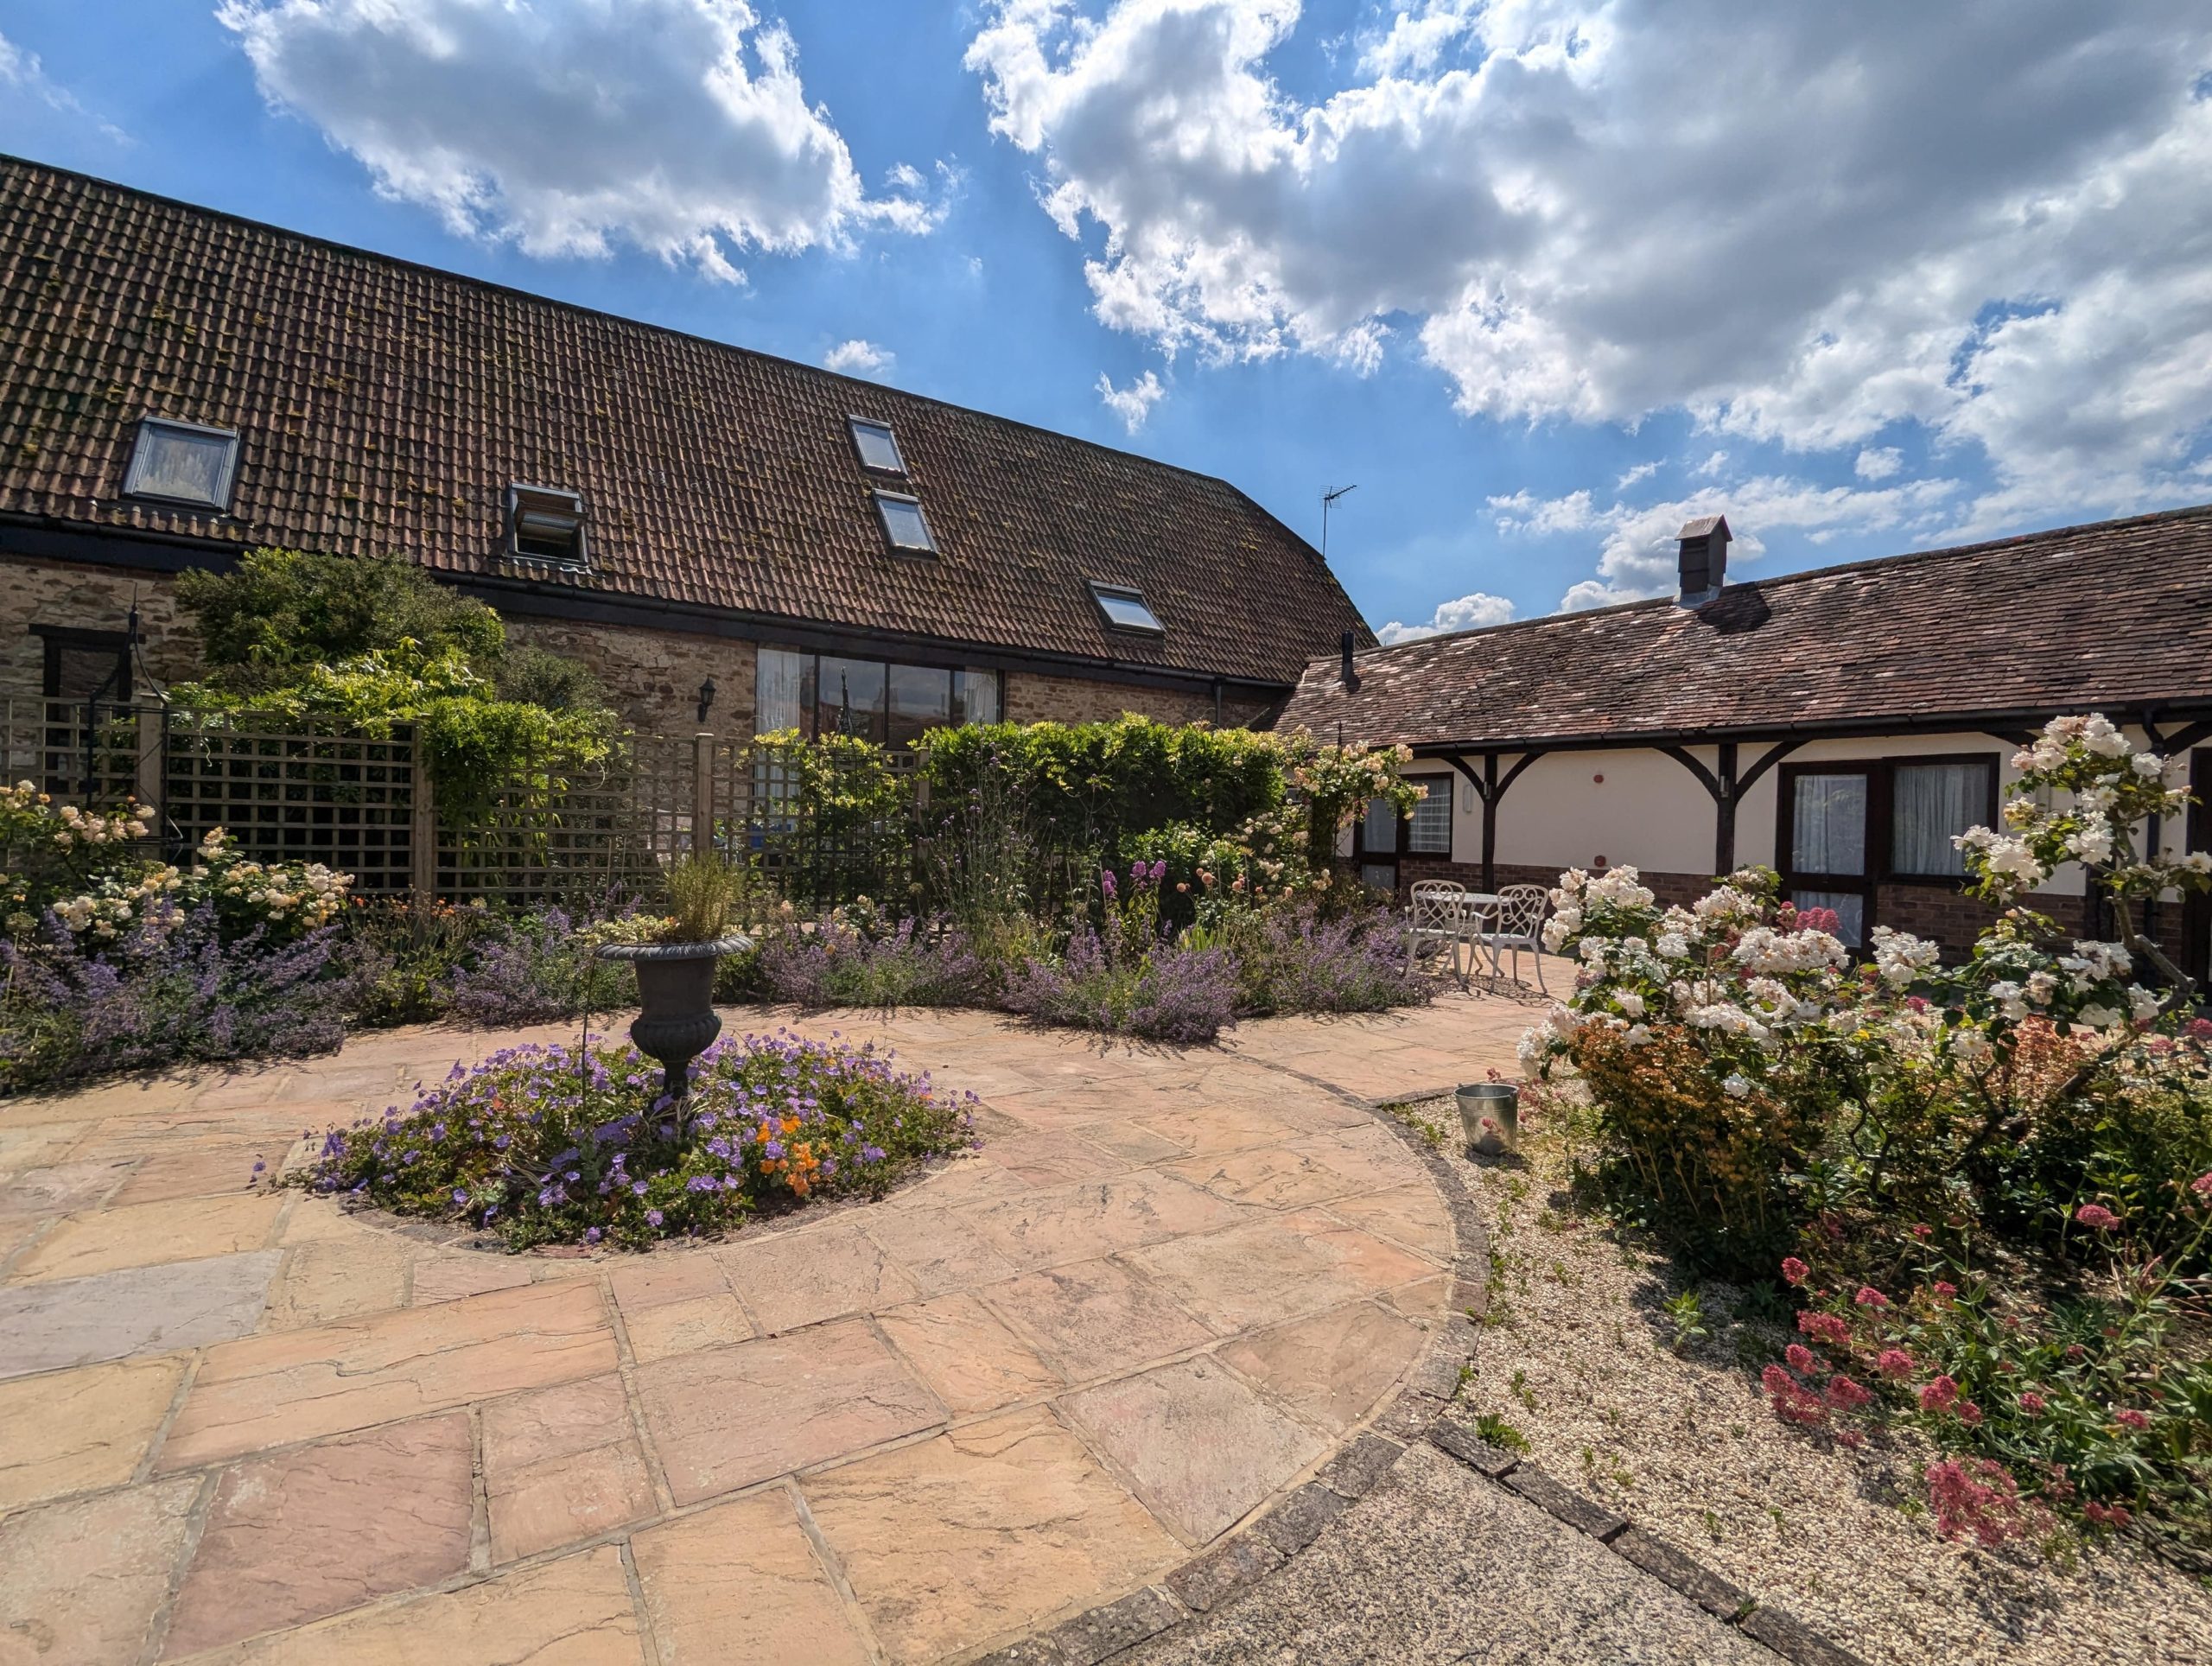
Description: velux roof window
874,490,937,556
849,417,906,475
1088,582,1165,634
505,484,588,567
123,416,238,510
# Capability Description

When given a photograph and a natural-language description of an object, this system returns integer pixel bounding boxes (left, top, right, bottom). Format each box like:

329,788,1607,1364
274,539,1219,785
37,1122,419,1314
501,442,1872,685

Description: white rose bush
1520,716,2212,1551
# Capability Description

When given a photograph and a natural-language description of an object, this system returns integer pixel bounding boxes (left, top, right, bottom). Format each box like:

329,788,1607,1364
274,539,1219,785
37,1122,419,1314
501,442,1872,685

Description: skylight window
849,417,906,475
505,484,588,567
123,416,238,509
1088,582,1165,634
874,490,937,555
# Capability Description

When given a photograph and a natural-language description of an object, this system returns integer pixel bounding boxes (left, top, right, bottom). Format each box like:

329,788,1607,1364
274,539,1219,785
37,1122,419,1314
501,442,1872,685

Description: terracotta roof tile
1281,504,2212,747
0,158,1371,685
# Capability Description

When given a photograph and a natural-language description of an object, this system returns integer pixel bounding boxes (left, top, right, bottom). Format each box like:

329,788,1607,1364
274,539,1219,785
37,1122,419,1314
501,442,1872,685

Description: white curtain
754,648,807,736
1892,763,1982,876
1362,797,1400,854
1792,774,1867,874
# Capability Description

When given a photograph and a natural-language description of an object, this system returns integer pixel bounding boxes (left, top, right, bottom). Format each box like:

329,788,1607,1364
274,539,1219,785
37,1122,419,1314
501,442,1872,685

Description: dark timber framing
1446,751,1546,893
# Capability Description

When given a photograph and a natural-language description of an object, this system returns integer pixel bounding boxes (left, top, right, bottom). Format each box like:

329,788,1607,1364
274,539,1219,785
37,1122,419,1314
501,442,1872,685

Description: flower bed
293,1029,978,1249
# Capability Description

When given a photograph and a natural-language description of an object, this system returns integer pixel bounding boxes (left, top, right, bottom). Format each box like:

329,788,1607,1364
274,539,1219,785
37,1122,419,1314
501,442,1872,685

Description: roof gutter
1395,703,2212,758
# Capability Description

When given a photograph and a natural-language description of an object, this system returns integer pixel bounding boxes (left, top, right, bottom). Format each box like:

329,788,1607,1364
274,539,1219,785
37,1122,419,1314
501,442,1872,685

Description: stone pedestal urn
595,937,752,1102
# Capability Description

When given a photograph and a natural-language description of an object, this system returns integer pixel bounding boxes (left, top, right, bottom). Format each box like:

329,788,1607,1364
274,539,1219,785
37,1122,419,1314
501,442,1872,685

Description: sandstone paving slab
160,1412,476,1657
1163,1127,1421,1211
803,1404,1181,1664
9,1191,286,1285
715,1218,922,1333
481,1375,658,1563
0,1250,281,1379
259,1237,416,1332
1321,1181,1457,1262
632,1486,873,1666
620,1291,753,1364
0,1157,131,1221
957,1171,1249,1271
859,1205,1019,1296
213,1542,645,1665
876,1289,1063,1415
158,1280,616,1471
1215,1300,1429,1434
634,1317,942,1504
106,1141,276,1209
0,1474,198,1666
1124,1211,1435,1335
1063,1356,1330,1544
982,1128,1131,1187
0,1355,186,1510
408,1253,535,1305
982,1257,1218,1383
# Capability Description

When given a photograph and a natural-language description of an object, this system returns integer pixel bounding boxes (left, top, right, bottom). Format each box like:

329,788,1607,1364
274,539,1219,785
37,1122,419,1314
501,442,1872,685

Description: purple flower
583,1226,601,1244
1101,868,1117,899
645,1208,664,1228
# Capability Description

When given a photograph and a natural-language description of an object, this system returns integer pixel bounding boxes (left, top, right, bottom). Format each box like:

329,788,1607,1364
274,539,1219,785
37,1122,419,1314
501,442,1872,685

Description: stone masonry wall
1002,667,1274,728
0,556,200,697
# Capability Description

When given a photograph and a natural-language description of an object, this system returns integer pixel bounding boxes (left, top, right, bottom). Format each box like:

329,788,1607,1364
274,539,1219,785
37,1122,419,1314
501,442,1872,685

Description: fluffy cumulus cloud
967,1,2212,598
823,338,895,377
1376,589,1516,643
220,0,938,281
1096,368,1166,431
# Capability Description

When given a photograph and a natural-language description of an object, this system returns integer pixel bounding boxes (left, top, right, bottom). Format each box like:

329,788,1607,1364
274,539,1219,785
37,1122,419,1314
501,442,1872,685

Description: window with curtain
755,648,811,735
1406,779,1452,854
952,669,1001,726
1360,797,1400,855
1792,773,1868,874
1891,760,1991,876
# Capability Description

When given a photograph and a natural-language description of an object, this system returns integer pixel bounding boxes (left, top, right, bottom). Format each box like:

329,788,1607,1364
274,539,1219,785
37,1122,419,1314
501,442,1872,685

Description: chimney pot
1676,513,1731,608
1339,630,1359,690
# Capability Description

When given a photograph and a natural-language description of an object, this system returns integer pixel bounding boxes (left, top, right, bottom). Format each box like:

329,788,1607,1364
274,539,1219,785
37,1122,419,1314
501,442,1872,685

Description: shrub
1192,903,1427,1016
757,914,993,1010
346,896,501,1027
442,900,649,1027
1001,868,1242,1044
291,1029,977,1249
0,907,357,1091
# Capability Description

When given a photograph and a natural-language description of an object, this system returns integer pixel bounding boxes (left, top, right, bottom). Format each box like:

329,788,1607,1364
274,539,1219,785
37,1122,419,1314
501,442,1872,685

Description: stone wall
0,556,200,697
500,616,756,738
1003,668,1274,728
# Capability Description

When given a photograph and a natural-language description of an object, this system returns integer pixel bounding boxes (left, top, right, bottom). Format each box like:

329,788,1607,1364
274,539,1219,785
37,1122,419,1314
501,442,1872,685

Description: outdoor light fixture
696,678,716,725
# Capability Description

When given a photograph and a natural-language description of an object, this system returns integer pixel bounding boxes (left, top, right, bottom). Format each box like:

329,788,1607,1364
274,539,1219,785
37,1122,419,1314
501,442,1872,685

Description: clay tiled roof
0,158,1370,686
1281,504,2212,749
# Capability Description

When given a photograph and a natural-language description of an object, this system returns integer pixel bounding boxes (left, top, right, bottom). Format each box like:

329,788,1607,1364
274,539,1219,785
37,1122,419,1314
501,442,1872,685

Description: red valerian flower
2191,1170,2212,1199
1853,1286,1891,1309
2082,1500,2133,1528
2114,1408,2151,1431
1927,1459,2033,1547
1785,1344,1815,1374
1780,1256,1809,1286
1959,1401,1984,1426
2074,1202,2120,1230
1825,1375,1873,1411
1930,1281,1959,1301
2018,1391,2048,1415
1796,1311,1852,1347
1876,1349,1916,1377
1919,1375,1961,1413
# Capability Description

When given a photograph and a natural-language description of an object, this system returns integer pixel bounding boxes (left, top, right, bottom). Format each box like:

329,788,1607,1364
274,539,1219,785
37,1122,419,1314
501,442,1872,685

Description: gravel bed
1440,1099,2212,1666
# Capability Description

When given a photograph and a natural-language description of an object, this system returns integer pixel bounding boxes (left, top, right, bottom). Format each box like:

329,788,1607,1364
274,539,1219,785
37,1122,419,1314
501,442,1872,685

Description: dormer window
849,417,906,476
1088,582,1164,634
123,416,238,510
874,490,937,556
505,484,588,567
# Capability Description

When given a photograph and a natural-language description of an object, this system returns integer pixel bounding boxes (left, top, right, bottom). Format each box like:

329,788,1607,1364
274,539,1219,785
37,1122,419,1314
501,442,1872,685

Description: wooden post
1480,752,1499,894
1713,741,1739,876
410,737,437,900
692,731,715,858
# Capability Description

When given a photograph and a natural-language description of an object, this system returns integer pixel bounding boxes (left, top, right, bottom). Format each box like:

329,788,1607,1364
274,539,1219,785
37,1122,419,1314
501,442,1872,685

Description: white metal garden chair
1471,883,1550,992
1407,880,1473,988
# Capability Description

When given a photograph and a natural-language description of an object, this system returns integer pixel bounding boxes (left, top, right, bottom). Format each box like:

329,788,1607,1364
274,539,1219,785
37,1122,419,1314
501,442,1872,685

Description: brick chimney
1676,514,1730,608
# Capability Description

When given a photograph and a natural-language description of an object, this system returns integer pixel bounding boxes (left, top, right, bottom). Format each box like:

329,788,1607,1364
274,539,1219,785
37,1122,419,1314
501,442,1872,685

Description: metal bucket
1457,1082,1519,1156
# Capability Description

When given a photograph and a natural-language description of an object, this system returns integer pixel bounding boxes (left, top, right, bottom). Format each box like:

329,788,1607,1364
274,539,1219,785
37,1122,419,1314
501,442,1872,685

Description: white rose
1721,1073,1751,1099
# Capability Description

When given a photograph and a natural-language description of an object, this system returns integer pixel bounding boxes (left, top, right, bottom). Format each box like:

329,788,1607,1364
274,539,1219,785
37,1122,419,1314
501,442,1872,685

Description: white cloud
1615,461,1659,490
220,0,939,282
1854,446,1903,480
0,29,126,142
1096,368,1166,432
967,2,2212,539
823,338,894,377
1376,589,1516,643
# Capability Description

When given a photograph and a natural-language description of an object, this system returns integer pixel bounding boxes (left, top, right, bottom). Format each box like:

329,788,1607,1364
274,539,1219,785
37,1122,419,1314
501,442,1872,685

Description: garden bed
1448,1103,2212,1665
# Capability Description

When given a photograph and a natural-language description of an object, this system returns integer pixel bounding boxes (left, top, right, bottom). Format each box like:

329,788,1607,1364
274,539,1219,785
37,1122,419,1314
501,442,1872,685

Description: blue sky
4,2,2209,641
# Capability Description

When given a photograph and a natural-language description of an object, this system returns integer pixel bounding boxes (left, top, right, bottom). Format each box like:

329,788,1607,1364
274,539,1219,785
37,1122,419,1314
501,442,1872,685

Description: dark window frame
1884,753,2001,883
34,625,133,703
871,489,938,556
1774,751,2001,945
505,483,590,569
1086,581,1166,636
847,416,907,478
755,645,1001,745
121,415,240,511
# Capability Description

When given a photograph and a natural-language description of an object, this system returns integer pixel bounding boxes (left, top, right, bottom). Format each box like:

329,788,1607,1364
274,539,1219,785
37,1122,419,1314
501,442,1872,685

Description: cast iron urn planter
595,936,752,1102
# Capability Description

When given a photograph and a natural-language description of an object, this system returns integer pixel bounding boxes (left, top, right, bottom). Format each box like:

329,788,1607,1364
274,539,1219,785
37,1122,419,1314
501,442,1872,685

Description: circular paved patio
0,995,1534,1664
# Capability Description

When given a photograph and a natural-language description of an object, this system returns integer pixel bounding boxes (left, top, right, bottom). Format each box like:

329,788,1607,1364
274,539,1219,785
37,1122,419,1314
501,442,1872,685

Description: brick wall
0,556,200,696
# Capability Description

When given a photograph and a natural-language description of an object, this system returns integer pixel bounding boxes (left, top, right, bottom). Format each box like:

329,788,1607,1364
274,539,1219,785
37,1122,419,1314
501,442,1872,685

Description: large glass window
1892,760,1992,877
759,647,1000,743
1791,773,1868,875
1406,778,1452,854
